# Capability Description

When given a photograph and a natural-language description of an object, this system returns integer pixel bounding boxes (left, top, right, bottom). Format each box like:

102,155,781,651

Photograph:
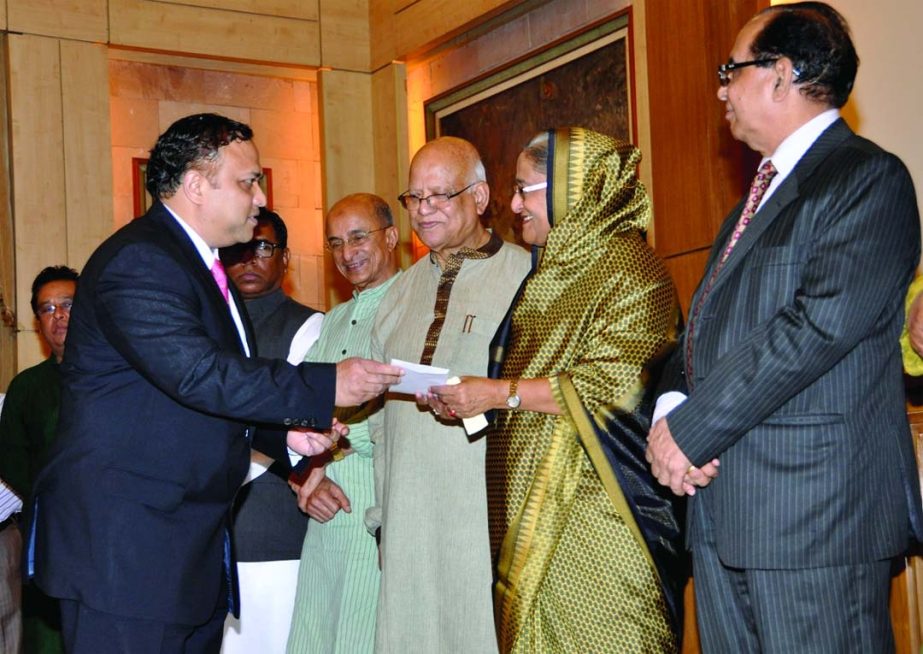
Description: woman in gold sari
429,128,684,652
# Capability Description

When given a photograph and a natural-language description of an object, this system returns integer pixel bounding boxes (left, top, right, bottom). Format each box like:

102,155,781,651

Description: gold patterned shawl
487,128,680,652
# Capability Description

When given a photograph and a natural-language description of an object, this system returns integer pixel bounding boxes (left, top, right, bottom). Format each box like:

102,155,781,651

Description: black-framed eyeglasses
219,239,283,265
397,182,478,212
512,181,548,197
717,58,779,86
36,301,73,317
325,227,388,252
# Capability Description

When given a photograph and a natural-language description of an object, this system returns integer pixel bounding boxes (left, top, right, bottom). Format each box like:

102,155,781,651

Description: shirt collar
351,270,401,301
163,204,218,269
765,108,840,178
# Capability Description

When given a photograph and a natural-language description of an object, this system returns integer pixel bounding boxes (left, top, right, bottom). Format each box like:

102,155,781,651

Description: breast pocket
436,311,505,376
741,246,804,325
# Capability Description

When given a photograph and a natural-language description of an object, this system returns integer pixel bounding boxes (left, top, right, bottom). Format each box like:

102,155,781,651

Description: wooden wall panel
61,41,114,270
8,0,107,42
108,0,321,66
372,0,524,69
371,63,412,268
320,0,371,72
155,0,318,21
318,70,375,205
8,35,68,371
645,0,760,269
318,69,375,306
662,248,710,320
0,0,7,31
369,0,395,72
0,34,15,390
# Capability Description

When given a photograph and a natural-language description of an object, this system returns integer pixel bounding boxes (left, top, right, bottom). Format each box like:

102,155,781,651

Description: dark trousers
690,500,895,653
59,598,226,654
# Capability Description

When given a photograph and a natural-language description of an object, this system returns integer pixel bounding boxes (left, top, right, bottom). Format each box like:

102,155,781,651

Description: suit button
283,418,292,426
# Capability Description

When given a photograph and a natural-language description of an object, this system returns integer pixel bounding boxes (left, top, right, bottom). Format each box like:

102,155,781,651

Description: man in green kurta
0,265,78,654
367,138,531,653
287,194,401,653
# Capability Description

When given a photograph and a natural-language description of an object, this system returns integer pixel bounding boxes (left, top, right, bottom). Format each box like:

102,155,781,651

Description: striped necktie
685,160,777,383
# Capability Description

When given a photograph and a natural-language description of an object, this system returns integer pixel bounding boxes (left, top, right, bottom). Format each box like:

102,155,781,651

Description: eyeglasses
397,182,478,212
513,181,547,197
219,239,283,265
37,301,73,317
325,227,388,252
717,58,779,86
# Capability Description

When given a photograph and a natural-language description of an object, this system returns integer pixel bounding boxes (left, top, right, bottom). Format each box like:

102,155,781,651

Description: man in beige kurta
367,137,530,653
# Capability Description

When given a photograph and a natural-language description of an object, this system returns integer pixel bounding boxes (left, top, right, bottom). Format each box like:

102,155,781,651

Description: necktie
211,259,230,303
685,160,777,383
718,160,778,265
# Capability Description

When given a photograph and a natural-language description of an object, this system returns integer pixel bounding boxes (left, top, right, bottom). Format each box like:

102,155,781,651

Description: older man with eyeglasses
646,3,922,650
285,193,401,654
218,207,324,654
365,137,530,654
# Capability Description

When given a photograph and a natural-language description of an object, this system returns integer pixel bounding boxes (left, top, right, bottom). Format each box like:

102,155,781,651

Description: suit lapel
230,284,258,356
705,119,854,296
150,203,247,354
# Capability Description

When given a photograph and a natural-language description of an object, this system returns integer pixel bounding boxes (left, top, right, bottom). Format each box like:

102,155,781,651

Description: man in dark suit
219,208,323,653
646,4,923,651
27,113,402,653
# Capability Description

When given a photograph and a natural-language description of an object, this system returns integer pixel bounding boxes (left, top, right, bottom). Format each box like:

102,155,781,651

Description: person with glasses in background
646,4,921,651
367,137,530,653
219,208,324,654
0,265,78,654
287,193,401,654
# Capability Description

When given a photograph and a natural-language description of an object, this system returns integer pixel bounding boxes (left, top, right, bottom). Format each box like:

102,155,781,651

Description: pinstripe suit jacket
667,119,923,569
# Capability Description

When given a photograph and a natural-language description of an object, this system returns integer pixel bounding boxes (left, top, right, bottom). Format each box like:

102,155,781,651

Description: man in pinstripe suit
647,3,923,651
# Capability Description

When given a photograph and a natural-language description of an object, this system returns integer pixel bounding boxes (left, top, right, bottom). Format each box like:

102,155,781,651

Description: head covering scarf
487,128,683,652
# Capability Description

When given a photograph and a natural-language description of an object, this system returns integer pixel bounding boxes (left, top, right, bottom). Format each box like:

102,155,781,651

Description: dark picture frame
425,13,633,244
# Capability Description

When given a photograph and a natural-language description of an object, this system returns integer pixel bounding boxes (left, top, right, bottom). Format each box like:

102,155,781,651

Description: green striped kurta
287,273,399,654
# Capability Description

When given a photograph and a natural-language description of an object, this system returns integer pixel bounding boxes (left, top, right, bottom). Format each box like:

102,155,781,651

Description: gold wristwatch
505,379,521,409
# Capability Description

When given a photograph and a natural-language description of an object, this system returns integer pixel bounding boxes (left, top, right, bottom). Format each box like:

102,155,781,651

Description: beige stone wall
1,0,359,381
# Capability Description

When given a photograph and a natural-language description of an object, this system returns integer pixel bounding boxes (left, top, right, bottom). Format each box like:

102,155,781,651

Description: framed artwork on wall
132,158,274,218
425,13,633,245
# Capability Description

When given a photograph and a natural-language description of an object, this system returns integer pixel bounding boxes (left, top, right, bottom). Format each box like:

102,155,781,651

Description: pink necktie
685,160,777,382
211,259,229,303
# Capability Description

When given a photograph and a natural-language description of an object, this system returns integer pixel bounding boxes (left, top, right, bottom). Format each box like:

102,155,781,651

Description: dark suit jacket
666,119,923,569
29,202,336,625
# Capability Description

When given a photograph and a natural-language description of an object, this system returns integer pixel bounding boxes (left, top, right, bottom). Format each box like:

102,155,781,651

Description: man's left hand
286,418,349,457
647,417,702,496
